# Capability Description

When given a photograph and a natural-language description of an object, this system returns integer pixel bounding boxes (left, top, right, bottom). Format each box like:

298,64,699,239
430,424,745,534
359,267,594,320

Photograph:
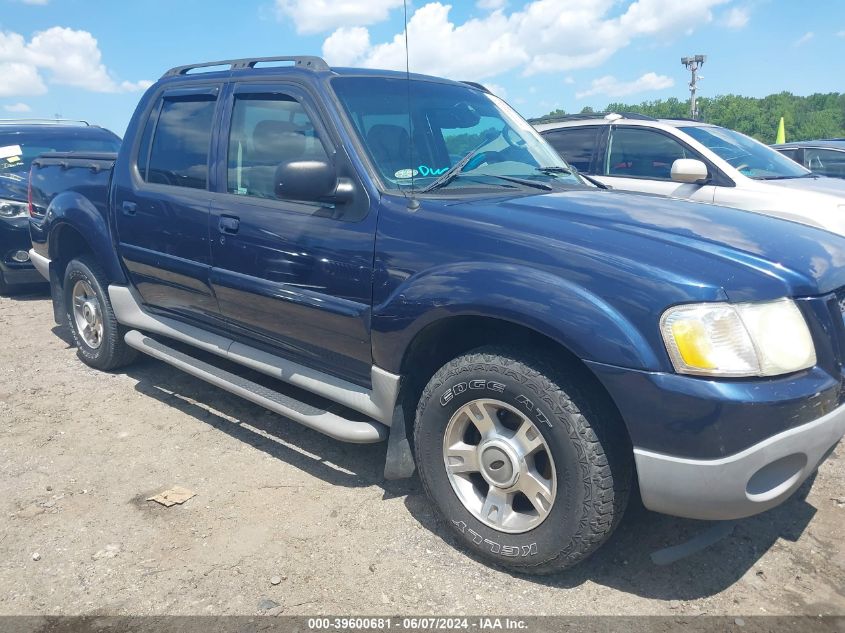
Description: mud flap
49,265,64,325
384,405,416,480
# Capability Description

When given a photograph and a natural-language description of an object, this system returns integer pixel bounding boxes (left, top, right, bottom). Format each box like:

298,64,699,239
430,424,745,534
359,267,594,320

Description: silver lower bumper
28,249,50,281
635,402,845,520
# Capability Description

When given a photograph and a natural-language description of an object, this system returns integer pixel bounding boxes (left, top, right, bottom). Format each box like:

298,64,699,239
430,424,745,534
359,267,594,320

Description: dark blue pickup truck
29,56,845,574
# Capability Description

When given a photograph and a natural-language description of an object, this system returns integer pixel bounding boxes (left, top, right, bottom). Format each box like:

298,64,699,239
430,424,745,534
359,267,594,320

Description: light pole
681,55,706,119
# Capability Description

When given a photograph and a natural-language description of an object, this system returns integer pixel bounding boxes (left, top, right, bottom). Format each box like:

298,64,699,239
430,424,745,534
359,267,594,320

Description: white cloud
20,0,49,4
482,82,507,97
723,6,749,29
275,0,403,34
575,72,674,99
322,0,729,81
0,26,150,97
3,102,32,113
477,0,507,9
0,62,47,97
837,30,845,38
793,31,814,47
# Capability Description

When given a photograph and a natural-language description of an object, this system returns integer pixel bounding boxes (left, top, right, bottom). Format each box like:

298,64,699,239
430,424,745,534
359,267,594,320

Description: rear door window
145,94,217,189
541,127,599,173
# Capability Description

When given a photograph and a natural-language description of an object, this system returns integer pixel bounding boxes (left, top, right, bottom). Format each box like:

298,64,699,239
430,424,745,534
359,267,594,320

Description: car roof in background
772,140,845,149
0,123,121,141
531,113,719,130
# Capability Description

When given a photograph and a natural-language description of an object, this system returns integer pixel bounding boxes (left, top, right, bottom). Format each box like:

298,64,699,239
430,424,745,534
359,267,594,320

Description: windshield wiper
420,143,489,193
537,166,609,189
489,175,553,191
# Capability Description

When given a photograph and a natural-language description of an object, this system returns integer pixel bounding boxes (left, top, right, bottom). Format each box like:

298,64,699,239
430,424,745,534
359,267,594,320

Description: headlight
660,298,816,377
0,199,28,218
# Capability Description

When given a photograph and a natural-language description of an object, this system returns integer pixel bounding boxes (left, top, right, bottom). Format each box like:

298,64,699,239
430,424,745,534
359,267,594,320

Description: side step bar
124,330,388,444
108,285,399,425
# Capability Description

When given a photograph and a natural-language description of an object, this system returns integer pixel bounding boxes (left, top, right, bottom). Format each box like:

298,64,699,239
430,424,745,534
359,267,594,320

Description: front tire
63,256,137,371
414,346,631,574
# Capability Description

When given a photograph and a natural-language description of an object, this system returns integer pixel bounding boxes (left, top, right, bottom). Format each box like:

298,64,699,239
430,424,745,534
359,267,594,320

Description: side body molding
109,285,399,425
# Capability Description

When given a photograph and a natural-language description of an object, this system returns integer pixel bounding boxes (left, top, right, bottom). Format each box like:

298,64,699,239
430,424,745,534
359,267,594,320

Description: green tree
535,92,845,143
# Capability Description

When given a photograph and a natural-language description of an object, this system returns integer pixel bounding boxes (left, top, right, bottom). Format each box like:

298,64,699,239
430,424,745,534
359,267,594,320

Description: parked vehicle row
12,57,845,575
0,120,121,294
532,112,845,235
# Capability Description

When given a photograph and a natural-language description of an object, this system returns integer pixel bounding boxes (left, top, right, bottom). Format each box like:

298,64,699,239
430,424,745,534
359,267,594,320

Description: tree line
538,92,845,143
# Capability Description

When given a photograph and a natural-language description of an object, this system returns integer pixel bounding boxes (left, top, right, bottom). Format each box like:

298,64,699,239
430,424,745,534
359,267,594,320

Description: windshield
332,76,582,193
681,125,810,180
0,131,120,175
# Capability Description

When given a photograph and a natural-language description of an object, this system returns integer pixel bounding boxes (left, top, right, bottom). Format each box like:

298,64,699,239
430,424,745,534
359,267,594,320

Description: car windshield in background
331,76,582,193
0,132,120,175
681,125,810,180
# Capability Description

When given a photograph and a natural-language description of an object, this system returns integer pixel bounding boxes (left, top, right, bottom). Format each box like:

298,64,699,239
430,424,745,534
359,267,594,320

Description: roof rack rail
0,118,90,126
528,111,658,124
460,81,491,94
162,56,330,78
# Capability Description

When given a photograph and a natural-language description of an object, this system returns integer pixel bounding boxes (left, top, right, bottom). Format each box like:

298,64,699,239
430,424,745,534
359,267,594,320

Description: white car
533,113,845,235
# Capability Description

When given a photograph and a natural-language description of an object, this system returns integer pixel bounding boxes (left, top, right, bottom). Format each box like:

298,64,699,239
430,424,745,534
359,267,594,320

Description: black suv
0,120,121,294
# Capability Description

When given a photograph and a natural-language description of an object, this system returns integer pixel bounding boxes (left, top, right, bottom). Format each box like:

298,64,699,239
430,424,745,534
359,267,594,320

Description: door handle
218,215,240,234
121,201,137,216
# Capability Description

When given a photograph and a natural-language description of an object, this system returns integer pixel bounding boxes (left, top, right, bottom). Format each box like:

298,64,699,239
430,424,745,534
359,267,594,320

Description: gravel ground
1,288,843,617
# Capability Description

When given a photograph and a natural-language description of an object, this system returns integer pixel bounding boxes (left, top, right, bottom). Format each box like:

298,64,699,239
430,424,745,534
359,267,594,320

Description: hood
0,170,28,202
453,187,845,300
762,175,845,199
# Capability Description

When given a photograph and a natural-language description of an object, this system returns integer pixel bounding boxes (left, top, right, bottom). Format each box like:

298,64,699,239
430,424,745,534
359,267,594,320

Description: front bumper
0,265,46,286
635,402,845,520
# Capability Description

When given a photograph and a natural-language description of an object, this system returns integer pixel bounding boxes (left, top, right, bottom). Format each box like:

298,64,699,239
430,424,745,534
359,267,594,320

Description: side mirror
275,160,354,204
671,158,709,184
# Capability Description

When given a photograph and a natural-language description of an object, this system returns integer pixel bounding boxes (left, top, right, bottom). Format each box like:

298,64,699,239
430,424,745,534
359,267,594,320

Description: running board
124,330,388,444
108,285,399,425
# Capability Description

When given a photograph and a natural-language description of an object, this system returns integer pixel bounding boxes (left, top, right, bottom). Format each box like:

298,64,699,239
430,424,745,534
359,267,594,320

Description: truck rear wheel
413,346,631,574
63,256,137,371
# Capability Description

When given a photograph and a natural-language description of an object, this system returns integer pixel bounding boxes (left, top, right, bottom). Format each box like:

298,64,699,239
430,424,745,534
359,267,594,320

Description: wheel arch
46,191,126,285
393,314,634,463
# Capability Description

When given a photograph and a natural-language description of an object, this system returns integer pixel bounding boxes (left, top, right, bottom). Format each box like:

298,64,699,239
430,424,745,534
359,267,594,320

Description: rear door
208,81,377,385
598,126,717,203
113,85,222,324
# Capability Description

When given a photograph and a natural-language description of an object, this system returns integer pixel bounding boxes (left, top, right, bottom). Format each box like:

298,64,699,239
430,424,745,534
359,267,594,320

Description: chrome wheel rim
443,398,557,534
71,280,104,349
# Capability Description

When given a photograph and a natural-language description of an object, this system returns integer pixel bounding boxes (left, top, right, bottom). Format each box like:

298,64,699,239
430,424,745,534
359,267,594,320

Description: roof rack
0,118,90,126
460,81,491,94
528,111,658,124
162,56,330,78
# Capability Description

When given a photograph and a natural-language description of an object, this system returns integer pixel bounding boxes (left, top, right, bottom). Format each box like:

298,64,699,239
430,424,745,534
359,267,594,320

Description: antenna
403,0,420,210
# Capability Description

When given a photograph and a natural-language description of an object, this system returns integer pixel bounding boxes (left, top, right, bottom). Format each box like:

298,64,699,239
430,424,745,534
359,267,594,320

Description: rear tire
413,346,631,575
63,256,137,371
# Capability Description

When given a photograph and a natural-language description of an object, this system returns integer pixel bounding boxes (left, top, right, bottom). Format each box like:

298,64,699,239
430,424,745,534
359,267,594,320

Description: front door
209,82,377,385
598,126,717,203
113,85,221,324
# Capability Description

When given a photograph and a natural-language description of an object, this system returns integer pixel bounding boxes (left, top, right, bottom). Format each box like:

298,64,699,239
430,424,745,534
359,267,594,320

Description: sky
1,0,843,136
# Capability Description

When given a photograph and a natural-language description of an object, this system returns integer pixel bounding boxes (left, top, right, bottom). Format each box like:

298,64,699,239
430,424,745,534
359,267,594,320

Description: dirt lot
1,289,844,617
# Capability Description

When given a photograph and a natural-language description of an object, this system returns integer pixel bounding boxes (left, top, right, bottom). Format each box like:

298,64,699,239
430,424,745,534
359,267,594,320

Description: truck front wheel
63,256,137,371
414,347,631,574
